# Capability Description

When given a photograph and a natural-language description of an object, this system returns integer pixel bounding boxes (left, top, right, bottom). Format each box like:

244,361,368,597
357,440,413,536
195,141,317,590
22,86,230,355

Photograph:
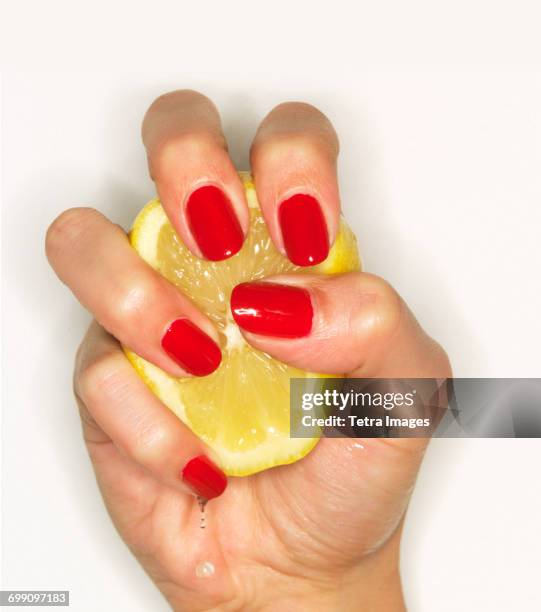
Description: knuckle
252,102,339,160
146,89,215,116
274,100,321,113
77,397,100,433
350,273,403,342
75,349,126,408
131,420,175,465
268,101,332,126
150,130,225,178
143,89,224,177
251,130,335,165
45,207,100,262
427,339,453,377
367,275,403,339
114,275,157,326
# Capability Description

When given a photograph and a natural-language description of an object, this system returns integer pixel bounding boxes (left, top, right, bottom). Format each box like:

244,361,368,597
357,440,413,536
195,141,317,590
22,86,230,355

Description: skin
45,90,452,611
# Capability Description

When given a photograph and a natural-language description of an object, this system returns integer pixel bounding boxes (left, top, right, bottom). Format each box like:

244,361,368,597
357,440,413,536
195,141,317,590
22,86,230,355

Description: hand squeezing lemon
125,172,360,476
46,91,451,611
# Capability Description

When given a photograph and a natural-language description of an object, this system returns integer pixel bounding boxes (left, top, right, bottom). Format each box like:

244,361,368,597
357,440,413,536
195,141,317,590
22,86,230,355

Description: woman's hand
45,90,451,611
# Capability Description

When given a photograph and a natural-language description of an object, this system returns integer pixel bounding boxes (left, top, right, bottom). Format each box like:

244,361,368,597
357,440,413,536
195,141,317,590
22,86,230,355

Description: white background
2,1,541,610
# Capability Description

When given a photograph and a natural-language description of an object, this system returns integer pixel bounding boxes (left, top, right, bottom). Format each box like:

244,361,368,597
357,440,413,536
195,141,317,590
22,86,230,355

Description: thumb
231,273,450,558
230,272,451,378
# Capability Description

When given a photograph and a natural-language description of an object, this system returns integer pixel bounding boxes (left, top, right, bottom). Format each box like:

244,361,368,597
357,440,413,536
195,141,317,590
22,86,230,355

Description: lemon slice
125,172,360,476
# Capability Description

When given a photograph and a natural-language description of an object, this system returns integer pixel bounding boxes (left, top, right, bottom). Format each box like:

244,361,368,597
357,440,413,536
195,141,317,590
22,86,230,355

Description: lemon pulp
126,172,360,476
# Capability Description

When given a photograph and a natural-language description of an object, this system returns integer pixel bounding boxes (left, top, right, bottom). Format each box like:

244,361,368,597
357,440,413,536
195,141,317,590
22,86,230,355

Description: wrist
267,574,404,612
165,564,404,612
262,530,405,612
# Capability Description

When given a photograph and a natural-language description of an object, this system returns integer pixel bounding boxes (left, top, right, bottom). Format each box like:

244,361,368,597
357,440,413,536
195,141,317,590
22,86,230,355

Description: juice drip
195,561,215,578
194,497,214,578
197,496,208,529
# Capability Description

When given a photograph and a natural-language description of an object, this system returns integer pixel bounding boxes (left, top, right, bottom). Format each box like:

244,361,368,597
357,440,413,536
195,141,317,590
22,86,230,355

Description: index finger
142,90,249,261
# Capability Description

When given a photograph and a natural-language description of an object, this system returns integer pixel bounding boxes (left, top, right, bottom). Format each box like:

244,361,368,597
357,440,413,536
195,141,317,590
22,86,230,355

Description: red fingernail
231,281,313,338
186,185,244,261
279,193,329,266
182,455,227,499
161,319,221,376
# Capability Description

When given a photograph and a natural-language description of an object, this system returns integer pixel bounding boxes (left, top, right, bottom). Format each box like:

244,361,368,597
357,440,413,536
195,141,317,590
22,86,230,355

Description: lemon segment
125,173,360,476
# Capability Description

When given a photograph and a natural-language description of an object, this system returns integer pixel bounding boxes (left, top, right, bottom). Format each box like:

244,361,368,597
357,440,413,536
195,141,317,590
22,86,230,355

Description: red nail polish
231,281,313,338
279,193,329,266
186,185,244,261
182,455,227,499
161,319,221,376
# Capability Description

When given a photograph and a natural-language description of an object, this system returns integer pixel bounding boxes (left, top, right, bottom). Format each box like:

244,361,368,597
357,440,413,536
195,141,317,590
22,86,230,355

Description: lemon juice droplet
195,561,215,578
197,496,208,529
194,498,214,578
